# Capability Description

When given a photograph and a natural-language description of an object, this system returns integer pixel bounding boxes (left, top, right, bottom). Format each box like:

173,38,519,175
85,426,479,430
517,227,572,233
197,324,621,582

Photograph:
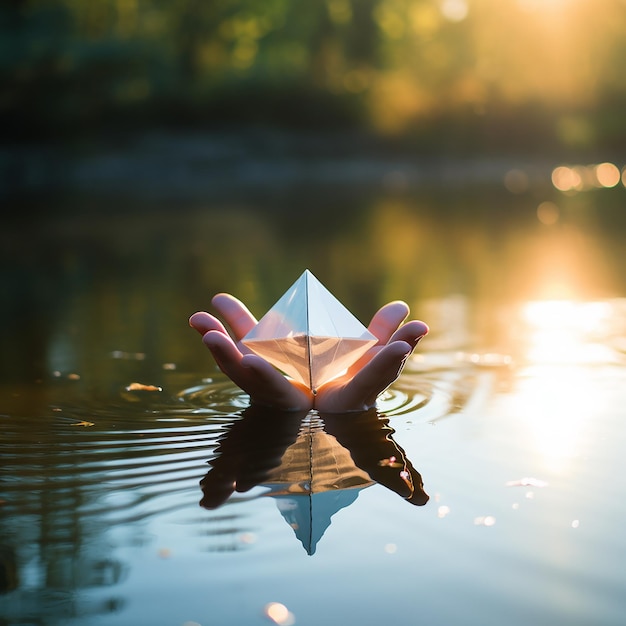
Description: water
1,174,626,625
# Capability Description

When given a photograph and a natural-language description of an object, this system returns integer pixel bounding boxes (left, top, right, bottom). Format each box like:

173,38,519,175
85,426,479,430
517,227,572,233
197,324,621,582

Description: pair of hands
189,293,428,413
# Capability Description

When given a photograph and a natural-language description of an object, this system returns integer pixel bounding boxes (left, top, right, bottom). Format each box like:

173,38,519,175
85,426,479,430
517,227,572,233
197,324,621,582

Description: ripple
377,387,431,418
0,377,244,530
178,378,250,412
379,366,472,424
0,360,478,534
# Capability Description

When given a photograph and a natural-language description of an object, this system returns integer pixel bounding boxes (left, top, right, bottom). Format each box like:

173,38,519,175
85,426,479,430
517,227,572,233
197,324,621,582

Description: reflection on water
0,365,434,621
200,407,428,554
522,299,622,366
1,183,626,625
0,292,625,624
507,298,626,475
2,185,625,388
0,302,479,623
0,380,227,623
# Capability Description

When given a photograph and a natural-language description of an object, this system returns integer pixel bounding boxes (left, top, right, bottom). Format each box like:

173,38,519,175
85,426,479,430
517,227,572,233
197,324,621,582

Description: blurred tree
2,0,626,153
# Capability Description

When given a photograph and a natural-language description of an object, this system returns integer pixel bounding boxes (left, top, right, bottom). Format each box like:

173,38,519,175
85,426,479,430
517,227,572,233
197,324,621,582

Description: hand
189,294,313,411
315,304,428,412
189,294,427,412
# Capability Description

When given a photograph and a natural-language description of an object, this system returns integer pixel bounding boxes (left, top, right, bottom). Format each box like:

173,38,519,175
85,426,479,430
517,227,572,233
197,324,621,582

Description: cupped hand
189,294,427,412
314,303,428,412
189,294,313,411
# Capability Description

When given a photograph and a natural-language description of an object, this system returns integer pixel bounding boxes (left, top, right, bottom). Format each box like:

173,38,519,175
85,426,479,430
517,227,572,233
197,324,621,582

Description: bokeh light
265,602,295,626
504,168,530,194
552,166,583,192
595,162,620,188
537,201,560,225
7,0,626,149
439,0,469,22
552,163,623,192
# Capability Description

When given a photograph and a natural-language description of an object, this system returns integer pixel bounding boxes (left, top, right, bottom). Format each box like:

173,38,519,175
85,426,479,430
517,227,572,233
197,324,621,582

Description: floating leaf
125,382,162,392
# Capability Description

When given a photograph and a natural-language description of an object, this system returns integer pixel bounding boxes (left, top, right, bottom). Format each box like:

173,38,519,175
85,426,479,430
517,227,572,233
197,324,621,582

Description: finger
368,301,410,344
346,319,428,379
202,334,273,397
189,311,229,336
203,329,313,411
202,330,247,382
212,293,258,340
388,320,429,348
200,472,236,509
345,341,413,407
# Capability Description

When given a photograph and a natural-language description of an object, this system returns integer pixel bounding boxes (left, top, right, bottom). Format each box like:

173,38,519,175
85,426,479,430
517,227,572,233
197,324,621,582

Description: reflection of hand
199,405,307,509
199,405,428,510
189,293,427,412
321,409,429,505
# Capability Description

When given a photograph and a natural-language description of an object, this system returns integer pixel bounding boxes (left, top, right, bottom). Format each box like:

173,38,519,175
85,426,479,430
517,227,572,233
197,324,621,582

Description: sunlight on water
1,292,625,625
511,299,619,473
523,299,616,365
514,367,597,473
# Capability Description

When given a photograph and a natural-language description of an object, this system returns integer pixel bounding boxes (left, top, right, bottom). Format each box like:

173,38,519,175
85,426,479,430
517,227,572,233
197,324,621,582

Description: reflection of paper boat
199,407,428,554
241,270,377,391
261,422,373,555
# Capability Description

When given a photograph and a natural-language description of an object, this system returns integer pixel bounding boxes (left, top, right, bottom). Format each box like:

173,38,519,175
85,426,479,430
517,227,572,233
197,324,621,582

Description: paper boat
241,270,377,390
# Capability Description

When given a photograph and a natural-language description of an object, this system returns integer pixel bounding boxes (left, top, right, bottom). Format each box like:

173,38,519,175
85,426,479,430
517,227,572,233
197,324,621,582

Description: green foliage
3,0,626,154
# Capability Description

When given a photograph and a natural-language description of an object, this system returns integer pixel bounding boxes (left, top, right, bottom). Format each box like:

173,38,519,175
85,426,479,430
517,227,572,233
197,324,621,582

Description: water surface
1,179,626,625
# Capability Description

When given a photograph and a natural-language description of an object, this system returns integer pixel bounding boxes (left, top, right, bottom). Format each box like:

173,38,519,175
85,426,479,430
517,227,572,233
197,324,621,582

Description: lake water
1,161,626,626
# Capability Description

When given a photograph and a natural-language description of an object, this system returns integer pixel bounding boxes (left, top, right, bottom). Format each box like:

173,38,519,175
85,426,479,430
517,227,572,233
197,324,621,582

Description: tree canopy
4,0,626,153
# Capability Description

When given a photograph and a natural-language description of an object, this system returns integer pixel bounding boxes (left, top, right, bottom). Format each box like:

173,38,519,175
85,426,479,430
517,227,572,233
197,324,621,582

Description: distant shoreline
1,128,573,199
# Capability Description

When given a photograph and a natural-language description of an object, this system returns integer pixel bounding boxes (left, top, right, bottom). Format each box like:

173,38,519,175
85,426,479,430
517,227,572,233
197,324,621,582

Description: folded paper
241,270,377,390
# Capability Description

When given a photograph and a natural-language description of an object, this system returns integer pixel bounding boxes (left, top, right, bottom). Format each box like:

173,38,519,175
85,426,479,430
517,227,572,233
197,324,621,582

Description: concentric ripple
0,355,486,538
0,375,248,531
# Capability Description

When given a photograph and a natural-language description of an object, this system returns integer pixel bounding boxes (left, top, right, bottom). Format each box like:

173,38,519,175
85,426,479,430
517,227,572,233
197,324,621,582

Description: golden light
439,0,469,22
551,162,622,192
522,299,612,365
594,162,620,188
361,0,626,134
513,299,614,472
516,0,584,10
551,166,582,192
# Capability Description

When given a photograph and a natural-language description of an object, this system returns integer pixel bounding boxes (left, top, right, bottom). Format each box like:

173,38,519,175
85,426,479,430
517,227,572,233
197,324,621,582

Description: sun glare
523,299,613,365
514,299,613,472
